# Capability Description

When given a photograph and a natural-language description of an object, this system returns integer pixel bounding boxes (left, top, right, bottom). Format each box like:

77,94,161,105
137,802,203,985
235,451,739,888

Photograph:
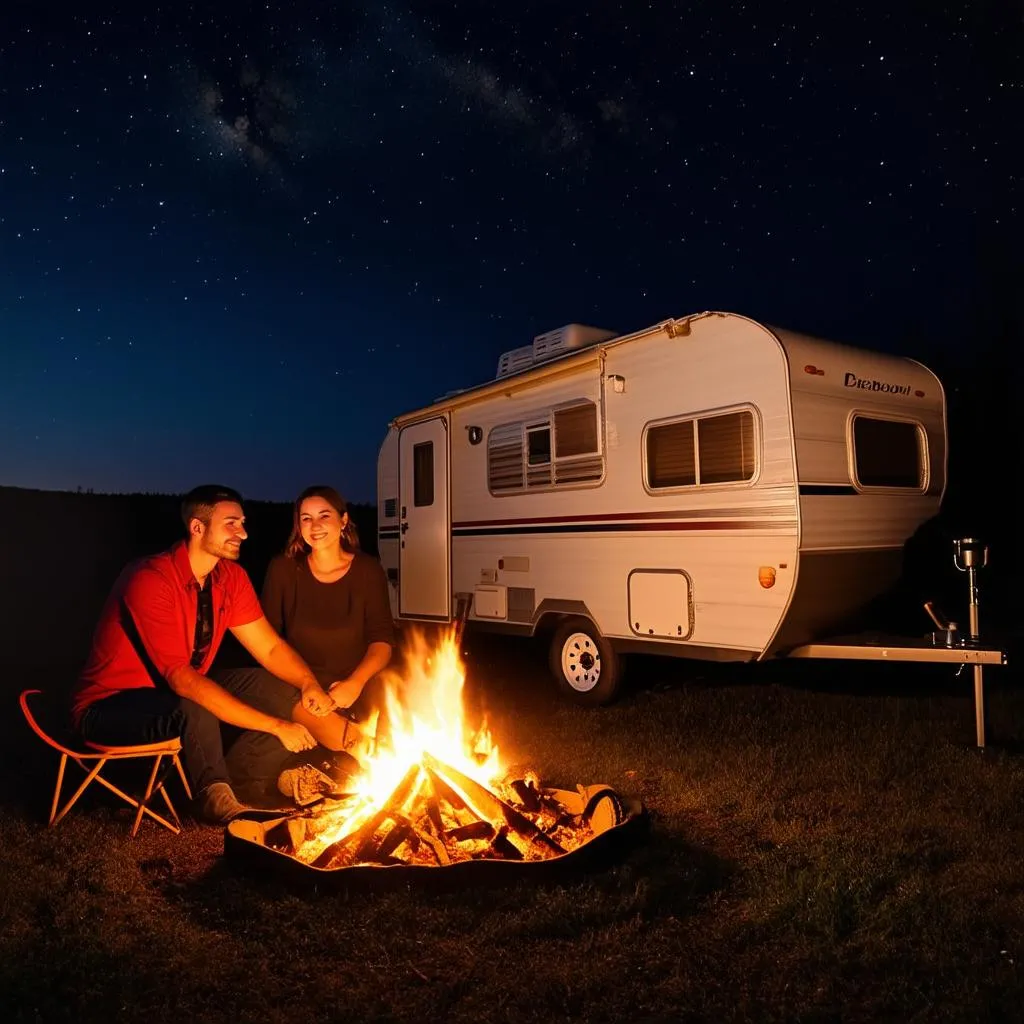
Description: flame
307,625,500,853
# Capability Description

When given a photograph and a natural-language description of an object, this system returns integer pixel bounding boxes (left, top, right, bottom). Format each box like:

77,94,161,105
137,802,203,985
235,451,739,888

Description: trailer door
398,417,450,620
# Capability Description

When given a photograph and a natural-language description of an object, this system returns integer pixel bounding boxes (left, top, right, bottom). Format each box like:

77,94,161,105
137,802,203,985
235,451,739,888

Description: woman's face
299,495,348,553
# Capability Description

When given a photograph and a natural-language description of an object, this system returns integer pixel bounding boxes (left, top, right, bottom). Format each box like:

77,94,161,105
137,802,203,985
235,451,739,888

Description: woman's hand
328,677,363,710
273,720,317,752
300,681,336,717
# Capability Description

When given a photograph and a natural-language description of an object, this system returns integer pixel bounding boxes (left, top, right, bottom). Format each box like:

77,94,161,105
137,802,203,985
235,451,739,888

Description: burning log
487,824,523,860
422,764,468,811
373,817,415,863
422,753,567,857
413,826,451,865
509,777,542,813
423,781,446,834
311,763,422,869
444,820,496,843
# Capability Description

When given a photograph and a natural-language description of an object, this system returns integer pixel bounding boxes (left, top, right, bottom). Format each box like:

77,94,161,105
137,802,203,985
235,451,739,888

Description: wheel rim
561,631,601,692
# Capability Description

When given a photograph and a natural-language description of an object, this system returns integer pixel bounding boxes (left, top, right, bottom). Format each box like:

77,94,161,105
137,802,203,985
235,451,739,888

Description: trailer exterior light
758,566,777,588
804,364,825,376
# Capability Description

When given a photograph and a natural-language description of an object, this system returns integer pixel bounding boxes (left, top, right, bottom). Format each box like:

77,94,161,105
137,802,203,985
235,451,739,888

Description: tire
548,617,622,705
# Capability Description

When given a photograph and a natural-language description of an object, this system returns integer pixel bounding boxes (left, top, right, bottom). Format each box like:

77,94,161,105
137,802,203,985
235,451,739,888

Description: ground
2,633,1022,1023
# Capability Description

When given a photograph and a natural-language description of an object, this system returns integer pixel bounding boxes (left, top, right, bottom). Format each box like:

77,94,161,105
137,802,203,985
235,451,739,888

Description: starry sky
1,1,1020,503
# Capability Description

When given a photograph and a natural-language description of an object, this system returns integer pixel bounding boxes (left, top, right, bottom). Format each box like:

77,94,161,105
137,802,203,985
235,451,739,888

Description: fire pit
225,628,645,887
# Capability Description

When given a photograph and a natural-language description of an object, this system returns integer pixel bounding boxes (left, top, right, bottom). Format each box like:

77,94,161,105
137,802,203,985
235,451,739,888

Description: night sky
1,2,1019,503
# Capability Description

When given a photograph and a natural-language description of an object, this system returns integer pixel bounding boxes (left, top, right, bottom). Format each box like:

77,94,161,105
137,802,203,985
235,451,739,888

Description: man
70,484,338,824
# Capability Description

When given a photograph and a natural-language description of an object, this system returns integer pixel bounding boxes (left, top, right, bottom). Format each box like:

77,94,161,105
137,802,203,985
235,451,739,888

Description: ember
242,627,633,871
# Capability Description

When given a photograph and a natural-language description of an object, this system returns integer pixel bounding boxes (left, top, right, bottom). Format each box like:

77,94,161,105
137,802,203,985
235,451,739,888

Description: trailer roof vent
496,323,617,379
495,345,535,379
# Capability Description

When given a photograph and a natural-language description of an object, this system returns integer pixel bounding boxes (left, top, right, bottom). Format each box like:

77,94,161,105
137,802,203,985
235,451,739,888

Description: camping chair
19,689,193,837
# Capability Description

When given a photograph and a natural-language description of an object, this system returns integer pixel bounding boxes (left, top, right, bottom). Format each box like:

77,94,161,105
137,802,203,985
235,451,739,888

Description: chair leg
132,754,164,837
45,747,192,836
50,753,68,825
157,753,192,830
173,754,193,800
52,756,109,827
78,759,181,834
157,782,181,828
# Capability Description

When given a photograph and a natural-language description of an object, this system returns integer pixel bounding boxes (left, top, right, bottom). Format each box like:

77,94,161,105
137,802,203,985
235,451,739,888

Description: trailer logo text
844,372,912,396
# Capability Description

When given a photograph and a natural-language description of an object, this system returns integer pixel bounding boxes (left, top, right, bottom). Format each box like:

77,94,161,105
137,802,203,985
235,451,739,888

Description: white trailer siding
376,428,401,618
761,329,947,656
449,358,605,525
447,314,801,656
594,314,798,652
777,329,946,553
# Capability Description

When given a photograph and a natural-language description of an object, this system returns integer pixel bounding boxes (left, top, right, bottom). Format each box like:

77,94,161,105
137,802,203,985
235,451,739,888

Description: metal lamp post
953,538,989,748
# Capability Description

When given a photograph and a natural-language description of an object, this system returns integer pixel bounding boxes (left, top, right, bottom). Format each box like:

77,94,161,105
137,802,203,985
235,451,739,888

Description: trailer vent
555,455,603,484
507,587,535,623
495,346,535,379
383,498,397,519
495,323,617,379
487,423,526,491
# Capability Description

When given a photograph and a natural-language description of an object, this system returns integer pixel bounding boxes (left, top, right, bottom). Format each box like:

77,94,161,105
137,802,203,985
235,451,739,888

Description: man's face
195,501,247,560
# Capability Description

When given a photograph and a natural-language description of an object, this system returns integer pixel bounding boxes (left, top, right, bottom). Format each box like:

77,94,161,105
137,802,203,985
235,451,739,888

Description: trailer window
526,425,552,486
852,417,924,488
487,400,604,494
646,410,756,489
698,411,756,484
527,426,551,465
412,441,434,506
554,403,598,457
646,420,696,488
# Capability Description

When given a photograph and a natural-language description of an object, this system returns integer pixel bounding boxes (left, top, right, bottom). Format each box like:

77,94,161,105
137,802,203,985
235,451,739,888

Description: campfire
233,628,637,873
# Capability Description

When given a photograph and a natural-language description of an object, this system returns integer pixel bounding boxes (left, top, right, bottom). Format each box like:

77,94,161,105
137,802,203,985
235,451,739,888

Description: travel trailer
377,310,993,705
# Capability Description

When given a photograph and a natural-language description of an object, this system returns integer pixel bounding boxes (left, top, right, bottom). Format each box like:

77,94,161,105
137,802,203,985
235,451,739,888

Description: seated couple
68,484,395,824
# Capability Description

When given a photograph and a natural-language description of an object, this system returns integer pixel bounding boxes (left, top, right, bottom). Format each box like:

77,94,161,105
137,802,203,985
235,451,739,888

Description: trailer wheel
548,618,621,705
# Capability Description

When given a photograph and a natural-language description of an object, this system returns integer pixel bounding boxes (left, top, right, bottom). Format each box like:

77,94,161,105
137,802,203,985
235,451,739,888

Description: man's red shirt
70,540,263,726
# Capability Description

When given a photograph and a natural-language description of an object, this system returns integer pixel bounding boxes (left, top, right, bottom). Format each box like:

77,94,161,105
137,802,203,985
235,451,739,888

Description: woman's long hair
285,485,361,559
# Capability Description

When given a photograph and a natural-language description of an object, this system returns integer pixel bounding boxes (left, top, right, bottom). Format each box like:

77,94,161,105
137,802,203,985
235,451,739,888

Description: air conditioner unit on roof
496,323,617,379
532,323,616,360
495,345,535,379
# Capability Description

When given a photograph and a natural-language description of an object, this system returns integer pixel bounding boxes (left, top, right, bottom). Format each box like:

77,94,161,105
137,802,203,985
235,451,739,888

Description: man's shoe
195,781,248,825
277,764,345,806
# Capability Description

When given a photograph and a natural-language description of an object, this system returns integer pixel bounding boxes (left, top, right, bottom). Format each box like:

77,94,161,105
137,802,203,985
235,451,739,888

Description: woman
261,485,395,767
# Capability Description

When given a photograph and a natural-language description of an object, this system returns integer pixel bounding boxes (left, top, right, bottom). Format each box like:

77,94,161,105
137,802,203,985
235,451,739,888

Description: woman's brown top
260,552,395,688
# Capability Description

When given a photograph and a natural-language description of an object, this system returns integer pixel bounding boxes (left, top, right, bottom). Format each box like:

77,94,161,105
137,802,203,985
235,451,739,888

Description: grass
2,636,1023,1023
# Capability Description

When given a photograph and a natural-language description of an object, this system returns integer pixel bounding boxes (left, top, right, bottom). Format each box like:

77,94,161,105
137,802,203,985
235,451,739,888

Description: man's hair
180,484,243,533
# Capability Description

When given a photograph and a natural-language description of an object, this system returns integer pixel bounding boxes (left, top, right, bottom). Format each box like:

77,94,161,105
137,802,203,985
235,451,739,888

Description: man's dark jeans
78,668,300,795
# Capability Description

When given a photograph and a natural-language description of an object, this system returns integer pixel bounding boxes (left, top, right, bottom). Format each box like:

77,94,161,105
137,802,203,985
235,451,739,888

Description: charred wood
443,819,496,843
487,825,523,861
373,818,414,862
311,763,421,869
423,754,567,856
412,826,451,866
